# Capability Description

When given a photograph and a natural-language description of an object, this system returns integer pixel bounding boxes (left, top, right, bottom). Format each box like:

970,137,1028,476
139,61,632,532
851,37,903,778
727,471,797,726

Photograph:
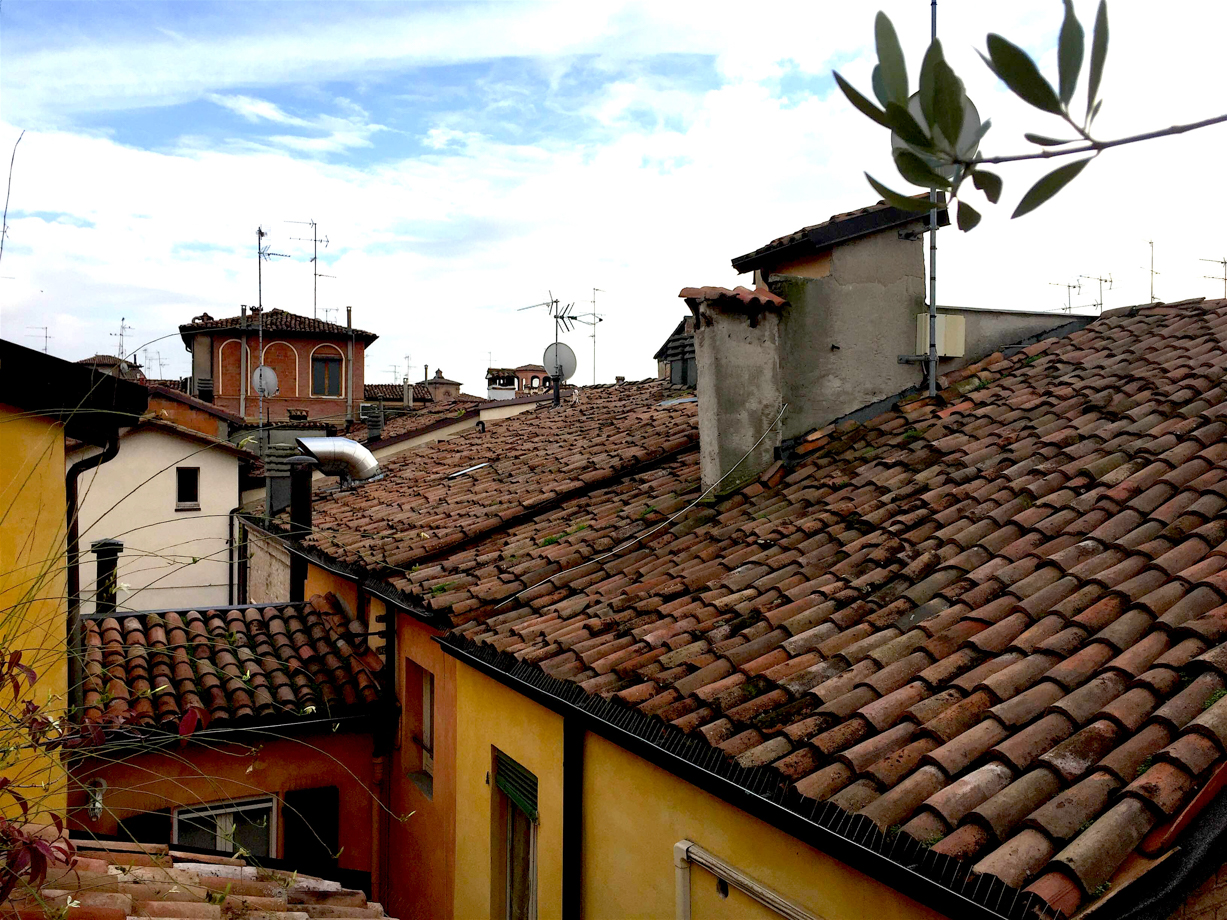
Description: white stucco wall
70,427,240,614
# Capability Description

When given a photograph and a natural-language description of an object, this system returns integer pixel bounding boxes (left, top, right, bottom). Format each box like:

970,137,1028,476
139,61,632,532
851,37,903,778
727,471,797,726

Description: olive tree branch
953,112,1227,167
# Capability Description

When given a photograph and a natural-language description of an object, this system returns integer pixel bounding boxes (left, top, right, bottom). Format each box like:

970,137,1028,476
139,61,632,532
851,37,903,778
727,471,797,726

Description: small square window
175,798,273,858
176,467,200,510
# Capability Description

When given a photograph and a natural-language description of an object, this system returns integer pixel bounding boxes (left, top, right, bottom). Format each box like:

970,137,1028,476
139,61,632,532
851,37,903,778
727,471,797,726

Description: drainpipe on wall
286,455,317,603
66,437,120,707
240,305,248,420
346,306,354,424
370,754,386,903
562,717,584,919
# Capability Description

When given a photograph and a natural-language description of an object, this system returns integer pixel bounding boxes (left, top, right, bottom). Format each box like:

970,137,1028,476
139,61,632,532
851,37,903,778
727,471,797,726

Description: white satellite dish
251,364,279,397
543,342,577,383
890,92,982,181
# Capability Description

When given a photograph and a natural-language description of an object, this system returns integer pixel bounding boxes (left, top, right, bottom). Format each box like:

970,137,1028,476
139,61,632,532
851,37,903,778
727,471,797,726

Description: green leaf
1024,133,1076,146
871,65,889,108
971,169,1003,204
1087,0,1109,116
833,72,889,128
865,173,935,213
893,149,951,189
971,117,993,147
884,101,931,149
1012,158,1092,218
1089,98,1103,123
985,33,1063,114
932,60,965,151
1057,0,1084,106
957,201,982,232
918,40,944,131
874,12,908,105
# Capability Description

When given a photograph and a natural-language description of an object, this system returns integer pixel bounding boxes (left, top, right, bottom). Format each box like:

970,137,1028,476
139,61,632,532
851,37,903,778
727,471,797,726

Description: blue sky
2,1,1226,388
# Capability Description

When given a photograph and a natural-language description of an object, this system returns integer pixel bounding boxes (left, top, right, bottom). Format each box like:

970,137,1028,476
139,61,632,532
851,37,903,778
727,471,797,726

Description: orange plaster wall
147,395,229,439
68,731,376,872
384,616,456,920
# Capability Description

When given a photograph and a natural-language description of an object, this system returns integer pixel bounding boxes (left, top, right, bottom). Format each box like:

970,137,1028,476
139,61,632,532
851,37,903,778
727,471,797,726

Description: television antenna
387,363,400,383
589,288,606,385
543,341,577,408
1144,240,1160,303
521,292,583,405
1202,257,1227,299
25,325,50,353
1078,274,1113,312
1048,280,1082,313
287,219,333,318
110,317,134,357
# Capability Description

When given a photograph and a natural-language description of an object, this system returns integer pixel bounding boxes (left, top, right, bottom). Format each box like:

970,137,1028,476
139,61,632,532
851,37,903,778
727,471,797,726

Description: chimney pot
90,538,124,614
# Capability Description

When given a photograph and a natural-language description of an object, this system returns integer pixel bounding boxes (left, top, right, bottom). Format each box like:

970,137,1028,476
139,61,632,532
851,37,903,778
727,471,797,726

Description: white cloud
1,1,1226,397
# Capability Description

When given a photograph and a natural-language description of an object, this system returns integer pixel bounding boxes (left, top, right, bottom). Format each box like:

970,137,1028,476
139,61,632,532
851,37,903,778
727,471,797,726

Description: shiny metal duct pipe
295,436,380,482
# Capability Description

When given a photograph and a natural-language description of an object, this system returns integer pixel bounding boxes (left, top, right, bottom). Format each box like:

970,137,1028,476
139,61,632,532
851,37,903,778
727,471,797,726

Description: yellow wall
453,665,565,920
584,735,945,920
0,403,69,818
450,660,946,920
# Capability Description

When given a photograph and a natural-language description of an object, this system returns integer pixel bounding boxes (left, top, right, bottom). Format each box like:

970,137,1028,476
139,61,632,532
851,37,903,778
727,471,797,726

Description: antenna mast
1048,280,1081,313
1146,240,1160,303
110,317,134,357
1078,273,1113,313
590,288,606,385
387,363,400,383
926,0,938,397
256,227,292,426
25,325,50,353
288,220,332,318
1202,257,1227,299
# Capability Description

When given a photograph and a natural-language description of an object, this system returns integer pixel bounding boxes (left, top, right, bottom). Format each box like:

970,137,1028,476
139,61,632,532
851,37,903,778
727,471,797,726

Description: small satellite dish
543,342,577,383
251,364,279,397
890,92,982,181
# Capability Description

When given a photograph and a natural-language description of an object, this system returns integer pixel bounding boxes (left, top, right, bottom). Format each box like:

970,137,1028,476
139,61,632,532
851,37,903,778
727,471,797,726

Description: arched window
217,340,252,396
530,376,540,388
262,342,298,396
310,344,344,397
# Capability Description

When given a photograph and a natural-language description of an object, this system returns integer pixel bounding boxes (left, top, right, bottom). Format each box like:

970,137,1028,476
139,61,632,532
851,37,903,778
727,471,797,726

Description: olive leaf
893,149,951,190
985,34,1062,114
917,40,945,131
957,201,982,232
865,174,935,213
874,12,908,105
834,72,890,129
1024,133,1075,146
1087,0,1109,118
932,59,965,150
884,102,932,149
971,169,1003,204
1012,158,1091,218
1057,0,1084,106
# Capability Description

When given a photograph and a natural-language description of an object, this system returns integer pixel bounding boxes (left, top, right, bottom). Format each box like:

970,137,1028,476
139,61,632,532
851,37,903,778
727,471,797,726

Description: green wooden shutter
495,751,538,823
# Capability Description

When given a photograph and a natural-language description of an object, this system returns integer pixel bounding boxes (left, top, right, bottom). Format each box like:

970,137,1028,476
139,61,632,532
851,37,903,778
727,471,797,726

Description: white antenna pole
591,287,606,385
1201,257,1227,299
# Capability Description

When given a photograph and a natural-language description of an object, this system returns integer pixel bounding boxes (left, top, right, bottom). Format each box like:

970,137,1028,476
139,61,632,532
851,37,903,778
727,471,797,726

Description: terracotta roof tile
292,297,1227,914
79,594,379,727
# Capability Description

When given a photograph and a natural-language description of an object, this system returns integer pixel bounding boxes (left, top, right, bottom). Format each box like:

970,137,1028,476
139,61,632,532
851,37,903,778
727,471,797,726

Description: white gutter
673,840,824,920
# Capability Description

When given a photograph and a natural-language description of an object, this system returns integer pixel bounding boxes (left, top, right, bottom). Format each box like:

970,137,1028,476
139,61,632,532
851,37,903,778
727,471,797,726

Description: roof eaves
439,634,1014,920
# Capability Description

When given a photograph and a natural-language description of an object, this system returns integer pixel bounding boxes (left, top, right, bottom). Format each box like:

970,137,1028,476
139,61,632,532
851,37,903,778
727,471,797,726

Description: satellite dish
543,342,577,383
251,364,279,397
890,92,982,181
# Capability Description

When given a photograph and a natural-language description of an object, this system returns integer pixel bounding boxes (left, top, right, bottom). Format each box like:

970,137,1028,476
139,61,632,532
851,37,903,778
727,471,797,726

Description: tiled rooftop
302,379,697,577
80,595,382,726
179,309,377,342
8,837,394,920
423,297,1227,916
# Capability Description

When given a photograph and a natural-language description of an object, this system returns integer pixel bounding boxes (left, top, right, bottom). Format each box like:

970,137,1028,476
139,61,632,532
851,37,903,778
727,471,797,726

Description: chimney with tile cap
682,200,939,494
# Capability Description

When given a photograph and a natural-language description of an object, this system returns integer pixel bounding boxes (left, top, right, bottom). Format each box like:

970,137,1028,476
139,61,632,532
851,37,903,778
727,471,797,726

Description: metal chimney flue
286,455,317,603
91,538,124,615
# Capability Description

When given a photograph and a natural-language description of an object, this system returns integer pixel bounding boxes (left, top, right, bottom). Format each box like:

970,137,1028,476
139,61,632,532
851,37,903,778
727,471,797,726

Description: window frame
491,750,538,920
402,657,436,798
310,349,344,398
172,796,276,857
175,466,200,511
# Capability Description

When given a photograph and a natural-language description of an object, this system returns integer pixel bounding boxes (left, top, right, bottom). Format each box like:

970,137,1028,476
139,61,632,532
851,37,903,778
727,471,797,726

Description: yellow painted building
445,641,949,920
0,340,147,823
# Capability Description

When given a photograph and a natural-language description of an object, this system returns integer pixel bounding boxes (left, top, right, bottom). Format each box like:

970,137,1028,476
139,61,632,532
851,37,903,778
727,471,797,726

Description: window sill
175,503,201,512
406,770,434,800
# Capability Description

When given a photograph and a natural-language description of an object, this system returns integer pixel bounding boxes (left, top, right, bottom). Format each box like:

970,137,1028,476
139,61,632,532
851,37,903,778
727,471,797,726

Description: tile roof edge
367,406,482,449
438,632,1020,920
1080,761,1227,920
